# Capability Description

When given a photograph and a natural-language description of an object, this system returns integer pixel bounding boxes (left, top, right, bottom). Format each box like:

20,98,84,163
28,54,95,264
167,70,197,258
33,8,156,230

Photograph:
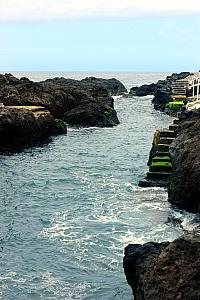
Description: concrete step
172,94,186,96
160,130,176,138
171,90,186,93
171,81,188,85
171,85,187,88
171,86,186,88
172,99,186,101
152,156,171,163
156,151,170,156
173,119,180,125
138,179,168,188
172,91,186,95
171,85,186,88
169,124,179,131
172,93,186,96
172,95,186,98
147,172,171,180
150,165,172,173
157,144,170,152
159,137,175,145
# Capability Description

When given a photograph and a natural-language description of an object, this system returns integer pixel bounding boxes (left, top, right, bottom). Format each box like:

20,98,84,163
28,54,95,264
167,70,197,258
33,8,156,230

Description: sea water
0,72,199,300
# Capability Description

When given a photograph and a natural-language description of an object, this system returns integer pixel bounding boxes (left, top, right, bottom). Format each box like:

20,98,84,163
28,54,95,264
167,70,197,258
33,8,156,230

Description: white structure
192,72,200,101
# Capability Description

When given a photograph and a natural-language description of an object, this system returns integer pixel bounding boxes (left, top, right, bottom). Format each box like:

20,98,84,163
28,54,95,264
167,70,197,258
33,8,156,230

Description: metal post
193,78,195,97
197,78,199,101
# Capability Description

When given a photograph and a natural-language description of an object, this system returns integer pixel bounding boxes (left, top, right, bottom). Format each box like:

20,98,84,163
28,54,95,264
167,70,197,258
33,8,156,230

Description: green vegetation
151,161,172,167
104,106,114,118
153,156,171,162
165,101,184,109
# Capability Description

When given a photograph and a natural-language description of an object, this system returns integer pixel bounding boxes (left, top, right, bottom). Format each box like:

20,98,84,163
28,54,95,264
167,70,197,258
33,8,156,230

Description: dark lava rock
123,234,200,300
130,83,156,97
168,110,200,212
81,76,127,96
63,97,119,127
0,108,66,151
123,241,169,299
138,179,168,188
0,73,126,127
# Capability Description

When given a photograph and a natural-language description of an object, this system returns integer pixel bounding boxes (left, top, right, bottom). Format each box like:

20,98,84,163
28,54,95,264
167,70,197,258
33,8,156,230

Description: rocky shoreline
124,234,200,300
129,72,191,113
124,72,200,299
1,72,200,298
0,73,127,151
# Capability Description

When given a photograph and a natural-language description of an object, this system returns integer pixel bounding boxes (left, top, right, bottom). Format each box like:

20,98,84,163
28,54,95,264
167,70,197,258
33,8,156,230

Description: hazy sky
0,0,200,71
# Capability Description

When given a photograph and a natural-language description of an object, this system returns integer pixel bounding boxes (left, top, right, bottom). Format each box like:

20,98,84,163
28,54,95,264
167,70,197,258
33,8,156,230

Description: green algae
165,101,184,108
151,161,172,167
152,156,171,162
104,107,114,118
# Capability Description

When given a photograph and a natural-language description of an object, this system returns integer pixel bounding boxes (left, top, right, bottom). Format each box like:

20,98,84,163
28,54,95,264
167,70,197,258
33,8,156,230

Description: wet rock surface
124,234,200,300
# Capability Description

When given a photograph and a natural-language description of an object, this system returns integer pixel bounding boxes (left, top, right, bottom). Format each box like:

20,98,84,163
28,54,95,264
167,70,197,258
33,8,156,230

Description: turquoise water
0,73,198,300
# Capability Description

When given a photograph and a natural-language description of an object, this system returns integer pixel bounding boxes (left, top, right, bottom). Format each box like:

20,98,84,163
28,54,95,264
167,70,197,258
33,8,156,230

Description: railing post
197,78,199,101
193,78,195,97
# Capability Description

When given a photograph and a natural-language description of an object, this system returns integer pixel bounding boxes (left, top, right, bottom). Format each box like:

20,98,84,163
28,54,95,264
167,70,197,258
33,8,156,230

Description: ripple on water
1,73,200,299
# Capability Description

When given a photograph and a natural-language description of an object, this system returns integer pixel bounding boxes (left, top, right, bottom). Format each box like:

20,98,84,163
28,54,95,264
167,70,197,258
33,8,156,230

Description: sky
0,0,200,71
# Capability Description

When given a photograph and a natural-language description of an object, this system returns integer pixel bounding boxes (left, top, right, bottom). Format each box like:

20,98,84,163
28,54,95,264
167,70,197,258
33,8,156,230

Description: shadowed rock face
124,234,200,300
168,110,200,212
0,108,66,151
0,73,126,127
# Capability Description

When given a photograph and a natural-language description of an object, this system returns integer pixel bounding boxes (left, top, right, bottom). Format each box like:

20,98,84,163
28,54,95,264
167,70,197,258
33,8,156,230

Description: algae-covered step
165,101,184,109
150,161,172,173
152,156,171,163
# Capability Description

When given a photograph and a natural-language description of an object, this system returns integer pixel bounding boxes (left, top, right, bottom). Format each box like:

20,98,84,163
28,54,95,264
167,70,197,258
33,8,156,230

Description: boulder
124,234,200,300
0,107,66,151
80,76,127,96
123,241,169,299
130,84,156,96
0,73,125,127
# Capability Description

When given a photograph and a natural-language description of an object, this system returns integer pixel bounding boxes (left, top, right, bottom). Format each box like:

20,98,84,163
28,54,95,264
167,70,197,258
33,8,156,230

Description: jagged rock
124,234,200,300
80,76,127,96
168,110,200,212
152,89,172,111
123,241,169,299
0,73,125,127
0,108,66,151
130,84,156,96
